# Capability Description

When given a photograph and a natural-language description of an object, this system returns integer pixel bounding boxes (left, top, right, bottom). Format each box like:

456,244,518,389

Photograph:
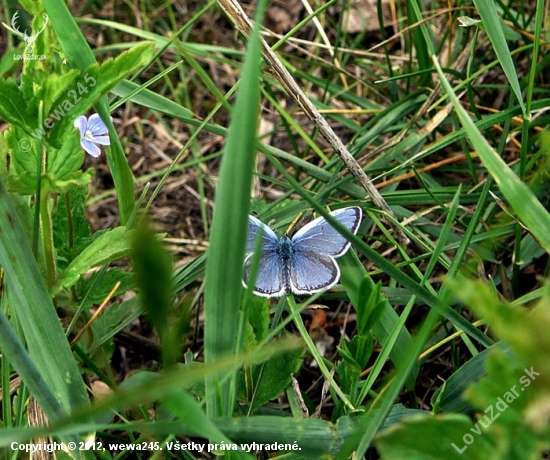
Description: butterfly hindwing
243,252,286,297
289,250,340,295
291,207,362,256
244,215,286,297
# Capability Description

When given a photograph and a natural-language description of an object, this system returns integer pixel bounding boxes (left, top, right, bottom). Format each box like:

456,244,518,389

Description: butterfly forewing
289,251,340,295
246,215,279,253
291,207,362,256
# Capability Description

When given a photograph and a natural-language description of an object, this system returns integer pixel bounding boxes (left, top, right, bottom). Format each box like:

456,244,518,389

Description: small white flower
74,113,111,157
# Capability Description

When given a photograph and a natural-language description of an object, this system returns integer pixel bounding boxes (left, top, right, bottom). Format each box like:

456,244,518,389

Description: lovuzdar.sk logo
3,11,48,60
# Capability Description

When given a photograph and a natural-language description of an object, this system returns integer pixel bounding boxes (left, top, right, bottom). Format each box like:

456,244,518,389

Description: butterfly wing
289,251,340,295
243,215,286,297
246,215,279,254
243,251,287,297
291,206,362,257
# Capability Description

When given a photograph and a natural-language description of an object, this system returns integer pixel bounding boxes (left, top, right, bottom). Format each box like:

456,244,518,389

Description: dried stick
217,0,409,244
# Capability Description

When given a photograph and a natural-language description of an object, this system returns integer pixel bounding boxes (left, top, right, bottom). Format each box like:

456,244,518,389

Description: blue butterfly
243,207,362,297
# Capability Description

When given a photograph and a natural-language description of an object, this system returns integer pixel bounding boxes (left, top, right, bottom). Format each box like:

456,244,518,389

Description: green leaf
49,131,84,177
78,268,134,310
6,128,91,195
0,44,23,78
5,126,38,194
406,0,433,86
432,342,513,414
376,414,496,460
30,69,80,127
358,280,386,335
339,252,418,387
43,130,93,193
0,78,27,129
47,42,155,148
112,79,195,119
448,278,550,393
247,344,304,411
52,226,133,295
247,297,270,342
52,186,92,268
162,391,254,460
89,296,141,353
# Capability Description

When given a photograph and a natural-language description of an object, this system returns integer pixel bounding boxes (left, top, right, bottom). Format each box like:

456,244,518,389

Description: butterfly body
275,236,293,294
243,207,362,297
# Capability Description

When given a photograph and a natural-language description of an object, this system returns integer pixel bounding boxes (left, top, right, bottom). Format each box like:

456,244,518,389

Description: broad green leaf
432,342,512,414
6,128,92,194
376,414,497,460
48,42,155,147
44,130,92,192
52,186,92,268
5,126,38,194
0,44,23,77
247,345,304,411
0,78,27,129
434,58,550,253
78,269,134,310
30,69,80,127
247,297,270,342
52,226,133,295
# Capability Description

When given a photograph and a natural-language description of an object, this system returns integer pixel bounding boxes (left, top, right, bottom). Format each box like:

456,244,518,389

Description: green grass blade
339,252,418,390
0,178,90,421
203,0,266,416
0,310,66,422
472,0,526,117
434,57,550,253
0,338,301,446
406,0,433,86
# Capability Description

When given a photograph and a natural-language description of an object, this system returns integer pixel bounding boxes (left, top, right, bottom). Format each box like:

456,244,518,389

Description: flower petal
87,113,109,135
81,139,101,158
74,115,87,134
92,135,111,146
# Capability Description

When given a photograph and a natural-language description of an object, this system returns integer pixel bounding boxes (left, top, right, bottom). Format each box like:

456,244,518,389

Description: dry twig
216,0,409,244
